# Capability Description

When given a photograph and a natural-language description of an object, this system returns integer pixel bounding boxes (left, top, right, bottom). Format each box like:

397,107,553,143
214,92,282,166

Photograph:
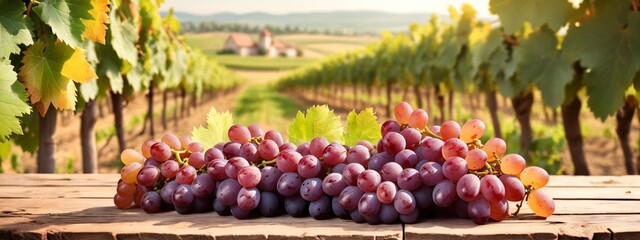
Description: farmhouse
222,28,299,57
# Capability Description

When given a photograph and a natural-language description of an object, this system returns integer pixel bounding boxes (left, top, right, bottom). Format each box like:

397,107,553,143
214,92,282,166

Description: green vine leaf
288,105,343,145
34,0,94,48
191,107,233,149
344,108,381,146
0,0,33,60
0,61,31,141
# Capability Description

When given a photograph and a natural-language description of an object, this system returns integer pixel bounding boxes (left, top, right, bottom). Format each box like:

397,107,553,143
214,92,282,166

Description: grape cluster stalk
115,102,555,225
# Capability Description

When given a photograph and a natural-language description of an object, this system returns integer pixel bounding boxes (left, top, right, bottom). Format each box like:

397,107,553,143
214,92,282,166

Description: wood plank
548,175,640,187
0,174,117,187
404,214,640,239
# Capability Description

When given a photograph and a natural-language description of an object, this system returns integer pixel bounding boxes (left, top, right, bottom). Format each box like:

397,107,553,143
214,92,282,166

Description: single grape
277,172,303,197
401,128,422,150
367,152,393,171
176,165,197,184
399,208,420,224
323,173,348,196
247,123,264,138
213,198,231,216
187,142,204,154
188,152,206,169
141,191,162,213
172,184,195,207
397,168,421,191
204,148,225,162
332,196,350,219
150,142,172,162
394,102,413,124
258,191,280,217
193,196,213,213
500,174,526,201
276,149,303,172
455,198,470,219
225,157,250,179
357,170,382,192
222,142,241,159
300,178,324,202
258,166,282,191
281,142,298,152
214,142,227,151
309,195,332,220
376,181,397,204
322,143,347,166
528,189,555,217
395,149,418,168
489,199,509,221
296,142,311,155
298,155,322,178
420,137,445,163
430,125,441,136
230,204,252,219
137,165,161,187
379,203,399,224
347,145,370,165
206,159,228,181
465,149,488,171
239,142,260,164
237,166,261,188
310,137,330,158
358,192,381,217
419,161,444,186
380,162,403,182
114,193,134,209
440,121,461,141
433,180,456,207
408,109,428,129
161,133,182,150
116,181,137,197
121,149,146,165
237,187,261,211
141,140,158,159
393,189,416,215
442,157,468,181
284,195,309,217
412,185,434,208
501,153,527,176
519,166,549,189
178,136,193,150
121,162,143,184
191,175,216,198
228,124,251,143
460,119,486,143
456,174,481,201
339,186,365,211
483,138,507,162
342,163,366,186
381,120,402,136
442,138,468,159
332,163,346,173
356,140,374,151
174,204,193,215
264,130,284,146
350,210,366,223
480,175,505,203
216,179,242,206
382,132,406,155
160,180,178,204
468,196,491,225
258,139,279,160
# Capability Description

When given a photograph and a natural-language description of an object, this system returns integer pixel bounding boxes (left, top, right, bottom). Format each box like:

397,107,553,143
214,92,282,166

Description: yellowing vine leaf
344,108,381,146
82,0,110,44
33,0,93,48
19,40,97,115
288,105,343,144
191,107,233,148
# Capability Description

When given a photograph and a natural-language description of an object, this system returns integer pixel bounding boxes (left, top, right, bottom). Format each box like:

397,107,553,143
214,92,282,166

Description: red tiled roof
272,40,295,49
260,28,271,37
228,33,256,48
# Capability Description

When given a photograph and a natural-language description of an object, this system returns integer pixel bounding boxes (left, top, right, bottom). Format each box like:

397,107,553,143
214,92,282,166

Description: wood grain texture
0,174,638,239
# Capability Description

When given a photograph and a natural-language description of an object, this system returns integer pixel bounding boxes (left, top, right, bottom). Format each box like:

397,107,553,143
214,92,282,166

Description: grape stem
256,159,276,168
172,149,188,165
423,127,442,140
513,186,532,216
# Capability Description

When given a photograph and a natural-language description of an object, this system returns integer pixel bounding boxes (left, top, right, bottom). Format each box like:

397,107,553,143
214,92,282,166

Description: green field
183,32,373,70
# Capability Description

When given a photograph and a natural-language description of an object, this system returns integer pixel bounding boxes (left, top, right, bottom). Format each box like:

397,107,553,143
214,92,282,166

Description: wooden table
0,174,638,239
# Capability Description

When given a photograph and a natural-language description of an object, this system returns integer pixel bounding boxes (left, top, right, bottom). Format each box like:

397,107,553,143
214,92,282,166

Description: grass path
230,70,301,135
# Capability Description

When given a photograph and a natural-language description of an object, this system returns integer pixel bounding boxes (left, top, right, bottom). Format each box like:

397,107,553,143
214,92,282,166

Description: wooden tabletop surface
0,174,638,239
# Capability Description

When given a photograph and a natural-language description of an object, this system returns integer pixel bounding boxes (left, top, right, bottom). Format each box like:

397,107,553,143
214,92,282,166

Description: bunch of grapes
114,102,555,225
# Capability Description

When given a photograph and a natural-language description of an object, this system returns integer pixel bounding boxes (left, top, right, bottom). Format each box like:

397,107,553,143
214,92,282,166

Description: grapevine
115,102,555,224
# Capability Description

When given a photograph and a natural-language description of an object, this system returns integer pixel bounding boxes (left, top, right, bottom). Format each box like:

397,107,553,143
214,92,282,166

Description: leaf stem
257,159,277,168
513,186,532,216
423,126,442,140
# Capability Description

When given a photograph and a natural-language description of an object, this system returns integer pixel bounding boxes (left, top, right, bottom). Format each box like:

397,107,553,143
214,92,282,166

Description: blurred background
1,0,637,176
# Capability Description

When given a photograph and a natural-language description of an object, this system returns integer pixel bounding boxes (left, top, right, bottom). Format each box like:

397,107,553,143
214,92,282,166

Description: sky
159,0,493,17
